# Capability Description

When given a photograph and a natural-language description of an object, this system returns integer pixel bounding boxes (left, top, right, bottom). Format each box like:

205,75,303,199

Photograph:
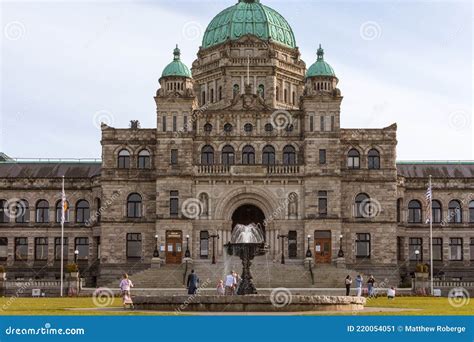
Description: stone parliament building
0,0,473,288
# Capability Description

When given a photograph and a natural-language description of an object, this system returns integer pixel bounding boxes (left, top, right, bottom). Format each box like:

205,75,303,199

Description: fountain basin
133,295,366,312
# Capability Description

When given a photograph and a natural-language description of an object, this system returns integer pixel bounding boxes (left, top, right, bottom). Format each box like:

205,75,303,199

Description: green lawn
0,296,472,316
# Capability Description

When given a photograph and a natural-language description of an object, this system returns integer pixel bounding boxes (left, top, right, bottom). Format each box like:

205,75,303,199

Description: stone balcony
195,164,303,176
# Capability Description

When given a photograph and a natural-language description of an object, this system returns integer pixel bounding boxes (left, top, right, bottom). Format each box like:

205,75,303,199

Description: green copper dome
306,45,336,78
161,45,192,79
202,0,296,49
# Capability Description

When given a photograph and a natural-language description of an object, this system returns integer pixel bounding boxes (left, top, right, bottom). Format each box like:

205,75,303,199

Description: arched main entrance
231,204,265,239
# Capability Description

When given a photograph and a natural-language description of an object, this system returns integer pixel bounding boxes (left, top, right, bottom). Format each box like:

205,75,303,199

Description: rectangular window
320,116,325,132
318,191,328,217
309,116,314,132
35,237,48,261
171,149,178,165
200,231,209,259
449,238,463,261
288,230,297,259
319,149,326,165
126,233,142,259
54,237,68,261
170,191,179,217
0,200,8,223
331,116,335,131
397,237,403,261
183,115,188,132
75,237,89,260
355,233,371,258
15,237,28,261
0,238,7,261
433,238,443,261
16,200,29,223
172,116,177,132
470,238,474,261
162,116,167,132
409,238,423,261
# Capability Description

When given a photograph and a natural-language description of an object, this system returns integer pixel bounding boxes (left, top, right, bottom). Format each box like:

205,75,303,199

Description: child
216,280,225,296
119,273,134,309
387,286,396,300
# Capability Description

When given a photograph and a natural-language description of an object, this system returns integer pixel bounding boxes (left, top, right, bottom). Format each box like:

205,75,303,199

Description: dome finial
317,44,324,60
173,44,181,61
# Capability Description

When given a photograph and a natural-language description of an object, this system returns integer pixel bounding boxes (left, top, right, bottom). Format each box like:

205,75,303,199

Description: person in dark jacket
345,275,352,296
187,270,199,295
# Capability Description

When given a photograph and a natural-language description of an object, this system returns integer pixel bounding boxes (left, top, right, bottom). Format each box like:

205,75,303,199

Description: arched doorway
231,204,265,238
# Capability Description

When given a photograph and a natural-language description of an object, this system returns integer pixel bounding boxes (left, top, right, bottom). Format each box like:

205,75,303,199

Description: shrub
66,263,78,273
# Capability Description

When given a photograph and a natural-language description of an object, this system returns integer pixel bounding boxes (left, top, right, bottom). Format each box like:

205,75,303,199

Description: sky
0,0,472,161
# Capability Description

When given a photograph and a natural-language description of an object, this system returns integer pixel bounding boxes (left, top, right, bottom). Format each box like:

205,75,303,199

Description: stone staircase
104,256,363,290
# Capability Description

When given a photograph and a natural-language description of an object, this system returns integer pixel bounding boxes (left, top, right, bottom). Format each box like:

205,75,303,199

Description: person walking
367,275,375,297
233,271,241,295
119,273,134,309
355,274,363,297
186,269,199,295
225,271,236,295
345,275,352,296
216,280,225,296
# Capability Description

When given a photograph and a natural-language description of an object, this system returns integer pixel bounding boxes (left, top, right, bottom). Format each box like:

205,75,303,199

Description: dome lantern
161,45,192,79
305,44,339,95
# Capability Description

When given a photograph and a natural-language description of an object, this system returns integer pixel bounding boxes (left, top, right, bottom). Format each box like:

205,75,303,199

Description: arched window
262,145,276,165
355,193,370,218
347,149,360,169
36,200,49,223
408,200,422,223
244,123,253,133
210,88,214,103
368,149,380,169
14,199,29,223
470,201,474,223
55,200,69,223
223,123,233,133
258,84,264,98
283,145,296,165
432,200,442,223
448,200,462,223
284,89,288,103
396,198,403,223
242,145,256,165
76,200,90,224
201,91,206,105
292,91,296,105
137,150,151,169
201,145,214,165
264,123,274,132
118,149,131,169
233,84,240,97
198,193,209,217
222,145,235,165
204,123,213,133
127,194,142,218
218,86,223,101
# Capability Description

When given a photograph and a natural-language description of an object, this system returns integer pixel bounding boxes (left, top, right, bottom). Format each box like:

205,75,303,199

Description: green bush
0,265,5,273
66,263,78,273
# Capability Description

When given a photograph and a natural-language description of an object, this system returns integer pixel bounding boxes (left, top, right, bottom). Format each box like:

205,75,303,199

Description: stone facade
0,1,473,287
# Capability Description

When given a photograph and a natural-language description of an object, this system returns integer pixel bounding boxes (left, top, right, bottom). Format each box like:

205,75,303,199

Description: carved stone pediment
224,92,271,111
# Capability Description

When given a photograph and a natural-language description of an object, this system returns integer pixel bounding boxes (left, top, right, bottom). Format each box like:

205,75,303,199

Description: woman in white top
119,273,134,306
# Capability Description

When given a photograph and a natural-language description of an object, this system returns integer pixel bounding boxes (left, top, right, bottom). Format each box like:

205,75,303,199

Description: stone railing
196,164,303,176
433,281,474,288
1,277,82,297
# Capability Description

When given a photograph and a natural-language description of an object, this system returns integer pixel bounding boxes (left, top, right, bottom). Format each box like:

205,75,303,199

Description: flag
61,178,67,224
425,184,432,224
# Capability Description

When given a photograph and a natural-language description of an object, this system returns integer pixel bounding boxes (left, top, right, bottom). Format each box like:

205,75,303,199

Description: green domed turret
306,45,336,78
202,0,296,49
161,45,192,79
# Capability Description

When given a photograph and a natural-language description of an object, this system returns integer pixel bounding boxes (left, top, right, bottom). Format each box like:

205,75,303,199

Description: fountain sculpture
224,223,268,295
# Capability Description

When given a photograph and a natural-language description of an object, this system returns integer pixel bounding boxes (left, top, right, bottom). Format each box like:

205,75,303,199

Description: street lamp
415,249,420,264
209,233,219,264
153,234,160,258
74,249,79,264
185,234,191,258
306,234,312,258
338,234,344,258
277,234,288,264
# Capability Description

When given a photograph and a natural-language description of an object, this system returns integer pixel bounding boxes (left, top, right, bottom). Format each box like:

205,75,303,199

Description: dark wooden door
166,231,183,264
314,231,331,263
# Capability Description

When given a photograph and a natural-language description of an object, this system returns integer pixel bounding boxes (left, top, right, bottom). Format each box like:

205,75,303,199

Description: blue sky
1,0,472,160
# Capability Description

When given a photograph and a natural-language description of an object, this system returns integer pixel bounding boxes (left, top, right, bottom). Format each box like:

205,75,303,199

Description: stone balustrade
196,164,302,176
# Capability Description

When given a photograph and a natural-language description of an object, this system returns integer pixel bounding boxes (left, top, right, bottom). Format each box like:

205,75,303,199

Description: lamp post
209,233,219,264
338,234,344,258
153,234,159,258
306,234,312,258
74,249,79,264
277,234,288,264
185,234,191,258
414,249,420,293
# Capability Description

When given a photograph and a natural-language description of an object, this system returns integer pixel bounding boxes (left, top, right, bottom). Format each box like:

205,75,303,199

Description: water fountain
224,223,268,295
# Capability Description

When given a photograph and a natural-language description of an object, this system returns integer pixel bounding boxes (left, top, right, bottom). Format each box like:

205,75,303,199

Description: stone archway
231,204,266,239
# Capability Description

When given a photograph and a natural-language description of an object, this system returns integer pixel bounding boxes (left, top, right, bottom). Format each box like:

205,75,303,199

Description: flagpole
429,174,433,295
60,176,65,297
